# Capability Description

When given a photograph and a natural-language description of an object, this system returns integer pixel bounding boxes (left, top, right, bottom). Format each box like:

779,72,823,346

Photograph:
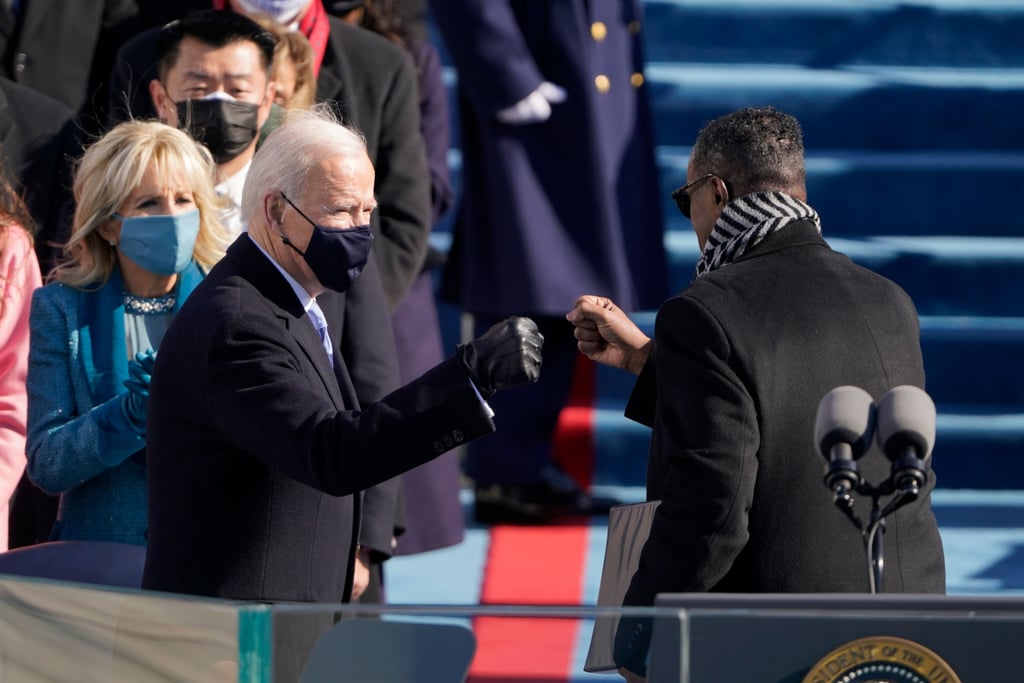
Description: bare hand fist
566,296,652,375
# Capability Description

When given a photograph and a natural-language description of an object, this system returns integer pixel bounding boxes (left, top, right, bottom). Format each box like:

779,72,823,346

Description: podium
647,593,1024,682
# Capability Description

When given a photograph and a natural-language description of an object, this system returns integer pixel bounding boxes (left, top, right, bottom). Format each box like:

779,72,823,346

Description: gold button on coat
629,20,642,35
630,72,645,88
591,21,607,41
595,74,610,92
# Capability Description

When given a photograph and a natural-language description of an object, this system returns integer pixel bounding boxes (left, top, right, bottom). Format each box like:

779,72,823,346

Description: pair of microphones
814,385,937,500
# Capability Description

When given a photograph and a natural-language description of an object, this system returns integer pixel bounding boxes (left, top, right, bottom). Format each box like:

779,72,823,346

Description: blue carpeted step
583,313,1024,489
441,147,1024,238
427,0,1024,494
440,63,1024,153
657,148,1024,238
667,234,1024,317
589,313,1024,408
646,63,1024,150
919,317,1024,407
438,148,1024,239
428,227,1024,331
641,0,1024,68
588,398,1024,490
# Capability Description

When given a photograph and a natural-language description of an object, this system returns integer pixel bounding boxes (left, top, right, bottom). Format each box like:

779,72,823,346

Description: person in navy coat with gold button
142,107,543,604
430,0,669,522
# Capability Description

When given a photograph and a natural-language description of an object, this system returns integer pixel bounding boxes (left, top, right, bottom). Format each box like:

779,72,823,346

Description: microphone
814,386,876,497
876,385,936,495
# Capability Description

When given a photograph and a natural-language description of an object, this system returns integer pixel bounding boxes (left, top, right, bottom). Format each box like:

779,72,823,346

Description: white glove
495,81,568,125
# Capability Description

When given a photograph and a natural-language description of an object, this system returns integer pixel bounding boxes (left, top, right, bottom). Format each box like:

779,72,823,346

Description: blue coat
25,263,203,545
432,0,668,316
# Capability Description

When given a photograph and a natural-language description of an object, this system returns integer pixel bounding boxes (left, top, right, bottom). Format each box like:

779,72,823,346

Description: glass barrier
2,575,1024,682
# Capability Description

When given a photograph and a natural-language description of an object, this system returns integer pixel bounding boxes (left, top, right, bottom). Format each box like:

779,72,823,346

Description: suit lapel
227,236,346,408
0,5,13,44
14,0,50,45
315,30,352,120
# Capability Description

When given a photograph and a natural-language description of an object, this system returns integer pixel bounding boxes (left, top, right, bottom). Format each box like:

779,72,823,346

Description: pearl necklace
124,292,176,315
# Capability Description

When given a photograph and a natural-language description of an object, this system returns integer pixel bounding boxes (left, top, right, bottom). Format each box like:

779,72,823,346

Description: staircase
432,0,1024,492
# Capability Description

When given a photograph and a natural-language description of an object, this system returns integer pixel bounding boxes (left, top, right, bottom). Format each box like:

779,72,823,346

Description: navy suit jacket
142,236,493,602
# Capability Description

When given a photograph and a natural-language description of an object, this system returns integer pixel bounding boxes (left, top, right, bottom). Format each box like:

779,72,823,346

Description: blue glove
89,350,156,466
121,351,155,431
91,391,146,466
123,350,155,399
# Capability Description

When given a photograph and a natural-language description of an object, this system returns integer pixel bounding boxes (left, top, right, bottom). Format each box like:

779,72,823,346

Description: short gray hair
242,103,368,224
690,106,806,198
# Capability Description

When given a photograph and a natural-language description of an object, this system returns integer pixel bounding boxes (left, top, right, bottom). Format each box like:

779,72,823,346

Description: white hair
241,103,368,224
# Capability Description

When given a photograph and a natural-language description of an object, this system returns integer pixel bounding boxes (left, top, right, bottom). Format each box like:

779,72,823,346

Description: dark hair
357,1,410,47
690,106,806,198
156,10,277,81
0,157,35,236
0,158,35,317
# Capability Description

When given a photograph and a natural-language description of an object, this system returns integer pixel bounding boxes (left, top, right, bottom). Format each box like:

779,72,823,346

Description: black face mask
279,193,374,293
175,97,260,164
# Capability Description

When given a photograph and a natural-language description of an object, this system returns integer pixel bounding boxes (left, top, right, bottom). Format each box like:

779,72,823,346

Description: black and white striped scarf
694,191,821,278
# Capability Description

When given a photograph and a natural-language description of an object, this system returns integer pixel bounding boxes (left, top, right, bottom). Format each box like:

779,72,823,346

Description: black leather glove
456,316,543,398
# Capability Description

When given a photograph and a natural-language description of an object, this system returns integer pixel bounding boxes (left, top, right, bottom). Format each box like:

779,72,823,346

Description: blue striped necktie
308,301,333,367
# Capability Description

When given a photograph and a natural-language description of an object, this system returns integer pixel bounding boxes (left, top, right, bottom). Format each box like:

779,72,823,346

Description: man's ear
149,79,172,122
258,80,277,126
264,192,285,230
713,177,730,205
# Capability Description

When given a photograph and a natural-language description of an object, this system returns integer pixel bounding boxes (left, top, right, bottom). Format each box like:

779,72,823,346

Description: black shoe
473,480,620,525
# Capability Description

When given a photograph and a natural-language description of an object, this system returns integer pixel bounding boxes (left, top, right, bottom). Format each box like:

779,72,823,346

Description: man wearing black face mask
148,11,278,235
143,106,543,620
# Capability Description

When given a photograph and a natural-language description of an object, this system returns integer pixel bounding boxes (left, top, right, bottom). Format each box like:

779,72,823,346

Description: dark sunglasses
670,173,717,219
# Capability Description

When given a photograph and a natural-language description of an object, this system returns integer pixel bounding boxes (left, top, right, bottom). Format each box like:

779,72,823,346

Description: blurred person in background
430,0,668,523
335,0,463,557
0,0,138,136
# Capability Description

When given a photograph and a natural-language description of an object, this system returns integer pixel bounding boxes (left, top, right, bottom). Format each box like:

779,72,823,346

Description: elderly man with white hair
142,106,543,606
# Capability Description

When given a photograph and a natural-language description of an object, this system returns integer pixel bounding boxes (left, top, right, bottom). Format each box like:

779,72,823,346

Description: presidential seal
802,636,961,683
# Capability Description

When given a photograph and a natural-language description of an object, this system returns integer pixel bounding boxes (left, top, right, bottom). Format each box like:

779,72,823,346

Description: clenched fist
456,316,543,398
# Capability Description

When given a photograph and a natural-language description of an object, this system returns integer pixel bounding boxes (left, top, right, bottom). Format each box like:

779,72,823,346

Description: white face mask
233,0,309,24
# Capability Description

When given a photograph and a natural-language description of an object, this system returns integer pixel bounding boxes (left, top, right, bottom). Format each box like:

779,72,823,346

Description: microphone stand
829,478,918,593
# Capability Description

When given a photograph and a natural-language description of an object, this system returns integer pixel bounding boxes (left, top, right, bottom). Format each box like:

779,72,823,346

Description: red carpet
468,525,590,682
468,357,597,682
552,355,597,489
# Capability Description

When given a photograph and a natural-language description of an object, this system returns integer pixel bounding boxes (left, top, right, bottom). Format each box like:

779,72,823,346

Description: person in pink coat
0,171,43,551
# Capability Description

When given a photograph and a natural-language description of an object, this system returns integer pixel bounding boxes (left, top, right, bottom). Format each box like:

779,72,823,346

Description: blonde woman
0,166,42,551
26,120,229,545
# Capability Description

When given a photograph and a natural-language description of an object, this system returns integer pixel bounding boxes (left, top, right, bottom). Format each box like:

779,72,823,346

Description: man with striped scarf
568,106,945,681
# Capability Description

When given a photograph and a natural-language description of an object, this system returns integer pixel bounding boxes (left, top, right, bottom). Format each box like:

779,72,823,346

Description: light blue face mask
113,209,200,275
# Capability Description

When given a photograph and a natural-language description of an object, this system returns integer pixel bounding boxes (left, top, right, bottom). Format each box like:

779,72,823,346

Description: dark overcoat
0,0,137,128
0,77,77,270
142,236,494,602
431,0,668,316
616,222,946,668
